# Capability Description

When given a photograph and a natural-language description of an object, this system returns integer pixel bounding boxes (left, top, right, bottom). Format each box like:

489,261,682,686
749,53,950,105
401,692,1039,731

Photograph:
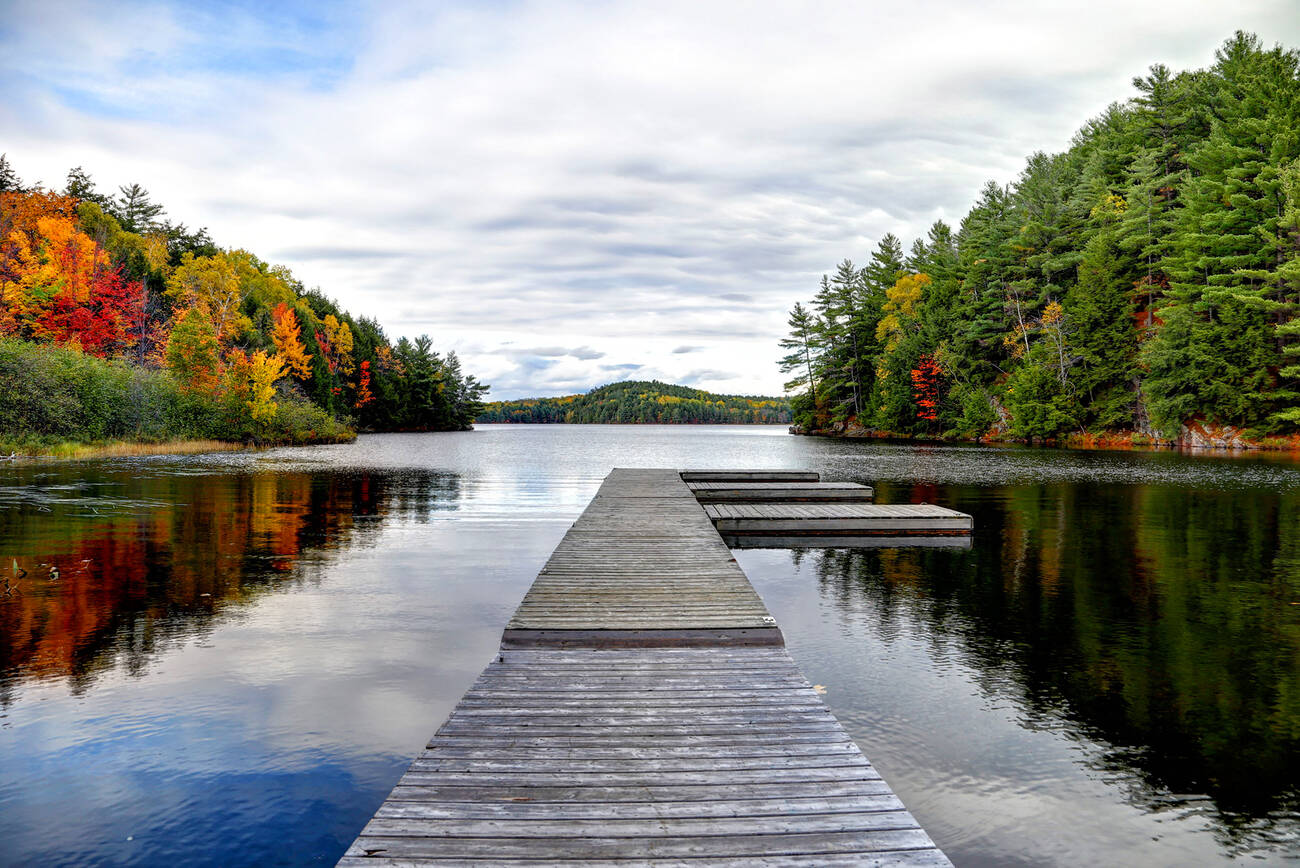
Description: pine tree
779,302,821,408
0,154,23,193
1148,32,1300,429
64,167,109,207
1066,232,1137,428
113,183,165,233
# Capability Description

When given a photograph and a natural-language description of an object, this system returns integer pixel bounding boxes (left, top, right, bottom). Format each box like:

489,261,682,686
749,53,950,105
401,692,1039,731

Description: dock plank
688,481,875,503
679,469,820,482
340,468,951,866
705,502,972,537
344,648,946,864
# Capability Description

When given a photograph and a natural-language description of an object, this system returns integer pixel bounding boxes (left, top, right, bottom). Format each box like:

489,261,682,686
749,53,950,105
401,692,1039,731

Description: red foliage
41,259,141,357
910,354,943,422
314,329,338,374
356,360,374,408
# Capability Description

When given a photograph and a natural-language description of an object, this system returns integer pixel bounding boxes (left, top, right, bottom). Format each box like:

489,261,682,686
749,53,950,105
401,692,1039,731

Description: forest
0,159,487,453
780,32,1300,446
477,380,792,424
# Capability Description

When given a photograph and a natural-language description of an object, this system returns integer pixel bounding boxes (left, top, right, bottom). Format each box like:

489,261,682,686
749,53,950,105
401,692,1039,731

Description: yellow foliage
227,249,297,309
1089,193,1128,222
142,233,170,273
875,272,930,353
165,252,250,342
1002,327,1028,359
323,314,354,375
245,350,286,423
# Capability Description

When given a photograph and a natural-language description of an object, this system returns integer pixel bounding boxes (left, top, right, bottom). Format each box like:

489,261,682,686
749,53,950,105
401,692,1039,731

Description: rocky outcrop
1179,419,1253,449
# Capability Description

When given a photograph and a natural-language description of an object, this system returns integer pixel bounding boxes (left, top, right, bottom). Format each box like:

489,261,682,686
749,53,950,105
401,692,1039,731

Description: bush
0,337,353,450
1004,362,1077,441
950,383,997,439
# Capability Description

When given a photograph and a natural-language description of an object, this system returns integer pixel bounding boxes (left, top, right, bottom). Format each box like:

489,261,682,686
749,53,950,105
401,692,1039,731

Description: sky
3,1,1299,399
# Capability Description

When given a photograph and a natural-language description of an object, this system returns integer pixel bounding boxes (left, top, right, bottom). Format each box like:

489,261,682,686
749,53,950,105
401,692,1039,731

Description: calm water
1,425,1298,866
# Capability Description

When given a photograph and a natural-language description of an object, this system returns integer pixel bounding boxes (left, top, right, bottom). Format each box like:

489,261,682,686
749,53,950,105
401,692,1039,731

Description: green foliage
478,381,791,425
950,383,997,438
1005,357,1077,440
0,337,351,449
1065,232,1137,428
779,32,1300,442
165,308,219,394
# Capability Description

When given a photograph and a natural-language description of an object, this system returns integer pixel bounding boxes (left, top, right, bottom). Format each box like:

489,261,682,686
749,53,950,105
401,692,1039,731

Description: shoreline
791,424,1300,456
0,434,356,462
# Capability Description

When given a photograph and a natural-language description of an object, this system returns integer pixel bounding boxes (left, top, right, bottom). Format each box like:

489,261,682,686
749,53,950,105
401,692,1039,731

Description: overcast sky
3,1,1298,399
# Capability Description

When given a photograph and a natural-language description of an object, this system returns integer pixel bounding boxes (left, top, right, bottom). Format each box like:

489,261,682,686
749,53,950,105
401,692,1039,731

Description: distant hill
476,380,792,424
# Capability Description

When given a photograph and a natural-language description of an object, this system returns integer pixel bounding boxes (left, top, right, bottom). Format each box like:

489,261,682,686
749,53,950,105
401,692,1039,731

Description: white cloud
4,0,1299,398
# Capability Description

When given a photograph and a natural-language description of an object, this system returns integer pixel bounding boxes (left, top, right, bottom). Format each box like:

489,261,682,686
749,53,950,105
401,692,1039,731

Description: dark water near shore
1,425,1298,866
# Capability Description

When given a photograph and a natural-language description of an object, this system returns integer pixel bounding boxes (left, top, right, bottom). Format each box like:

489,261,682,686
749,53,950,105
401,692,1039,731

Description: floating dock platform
340,469,953,866
680,469,820,482
703,503,972,538
687,481,875,503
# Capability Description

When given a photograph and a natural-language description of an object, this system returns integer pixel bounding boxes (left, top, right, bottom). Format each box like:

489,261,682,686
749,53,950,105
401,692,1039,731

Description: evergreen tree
0,154,21,193
779,302,821,406
64,166,109,207
113,183,165,233
1066,232,1137,428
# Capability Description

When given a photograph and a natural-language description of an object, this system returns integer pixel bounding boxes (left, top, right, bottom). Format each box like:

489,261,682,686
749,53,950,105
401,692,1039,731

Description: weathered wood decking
508,470,775,635
341,469,952,866
687,481,875,503
702,503,972,537
680,469,819,482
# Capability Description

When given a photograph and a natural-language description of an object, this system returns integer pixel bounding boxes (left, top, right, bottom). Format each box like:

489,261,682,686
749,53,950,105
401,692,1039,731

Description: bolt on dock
340,468,962,865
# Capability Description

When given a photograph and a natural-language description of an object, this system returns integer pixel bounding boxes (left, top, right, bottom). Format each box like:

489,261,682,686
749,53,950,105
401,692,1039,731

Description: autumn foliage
1,198,139,357
271,302,312,381
0,164,487,452
910,354,942,423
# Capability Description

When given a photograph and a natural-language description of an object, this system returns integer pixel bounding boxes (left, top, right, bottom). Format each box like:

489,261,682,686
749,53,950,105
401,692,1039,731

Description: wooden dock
680,469,820,482
687,481,875,503
340,469,952,866
702,503,972,538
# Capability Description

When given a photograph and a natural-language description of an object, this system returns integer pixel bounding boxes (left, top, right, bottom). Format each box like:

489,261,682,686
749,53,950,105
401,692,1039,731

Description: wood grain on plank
339,468,950,865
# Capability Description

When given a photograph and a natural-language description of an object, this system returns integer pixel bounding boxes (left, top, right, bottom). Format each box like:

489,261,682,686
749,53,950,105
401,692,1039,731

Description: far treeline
477,381,792,424
0,157,487,453
780,32,1300,445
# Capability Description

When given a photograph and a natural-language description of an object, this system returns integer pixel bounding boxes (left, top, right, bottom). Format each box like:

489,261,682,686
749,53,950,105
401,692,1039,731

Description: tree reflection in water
0,465,461,704
796,480,1300,854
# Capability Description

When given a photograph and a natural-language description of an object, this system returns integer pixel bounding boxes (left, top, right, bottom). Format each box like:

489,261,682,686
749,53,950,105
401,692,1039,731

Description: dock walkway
340,469,952,866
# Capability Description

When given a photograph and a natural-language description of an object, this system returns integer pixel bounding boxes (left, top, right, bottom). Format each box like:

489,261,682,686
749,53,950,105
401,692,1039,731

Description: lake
1,425,1298,866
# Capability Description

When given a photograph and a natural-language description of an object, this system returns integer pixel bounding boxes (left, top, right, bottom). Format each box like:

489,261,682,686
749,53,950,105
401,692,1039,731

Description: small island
477,380,791,424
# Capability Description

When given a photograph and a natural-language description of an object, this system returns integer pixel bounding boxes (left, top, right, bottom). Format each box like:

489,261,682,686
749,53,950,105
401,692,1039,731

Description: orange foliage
271,302,312,380
356,359,374,407
0,192,141,356
0,472,388,687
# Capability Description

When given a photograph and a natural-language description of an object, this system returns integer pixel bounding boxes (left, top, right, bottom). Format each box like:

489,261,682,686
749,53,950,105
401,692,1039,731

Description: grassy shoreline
0,433,356,461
